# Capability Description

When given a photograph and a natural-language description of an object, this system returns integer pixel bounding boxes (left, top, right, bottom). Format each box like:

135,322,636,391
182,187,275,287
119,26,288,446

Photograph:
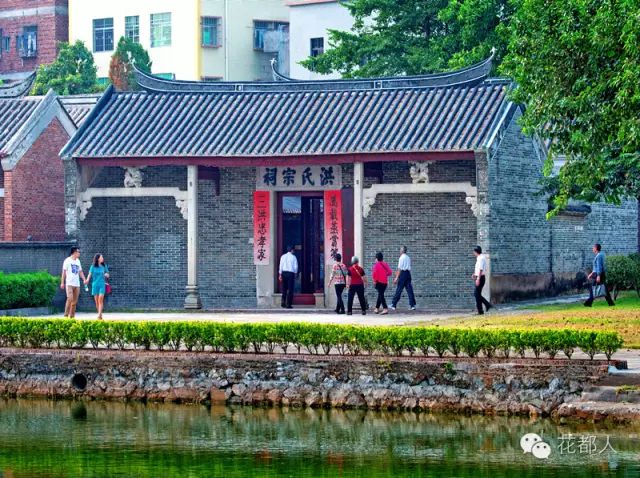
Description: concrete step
580,385,640,404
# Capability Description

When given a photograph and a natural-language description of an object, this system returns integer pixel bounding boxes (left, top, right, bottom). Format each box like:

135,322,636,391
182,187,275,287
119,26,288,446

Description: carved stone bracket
123,167,145,188
77,187,188,221
362,182,478,218
408,161,434,184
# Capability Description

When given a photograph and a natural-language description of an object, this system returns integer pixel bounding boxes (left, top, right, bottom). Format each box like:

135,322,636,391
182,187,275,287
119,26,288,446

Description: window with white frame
151,12,172,47
93,18,114,52
253,20,288,50
125,16,140,44
310,37,324,57
201,17,221,47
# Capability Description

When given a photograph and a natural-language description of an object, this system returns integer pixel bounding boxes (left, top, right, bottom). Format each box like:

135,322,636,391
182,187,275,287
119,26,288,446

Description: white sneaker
390,306,396,311
410,306,416,310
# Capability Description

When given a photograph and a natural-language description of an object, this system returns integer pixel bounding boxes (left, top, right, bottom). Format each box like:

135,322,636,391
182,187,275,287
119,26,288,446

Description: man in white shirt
278,245,299,309
60,246,87,318
391,246,416,310
472,245,492,314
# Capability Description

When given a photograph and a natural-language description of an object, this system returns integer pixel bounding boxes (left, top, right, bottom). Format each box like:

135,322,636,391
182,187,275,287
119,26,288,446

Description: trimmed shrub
0,318,623,361
606,255,638,299
0,272,58,310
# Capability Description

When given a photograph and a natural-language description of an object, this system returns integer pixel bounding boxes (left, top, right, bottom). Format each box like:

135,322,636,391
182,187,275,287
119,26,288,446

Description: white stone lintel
363,182,478,217
77,187,188,221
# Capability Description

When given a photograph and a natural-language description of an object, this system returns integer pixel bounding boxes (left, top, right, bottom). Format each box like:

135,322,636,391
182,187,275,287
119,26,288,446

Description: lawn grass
431,292,640,349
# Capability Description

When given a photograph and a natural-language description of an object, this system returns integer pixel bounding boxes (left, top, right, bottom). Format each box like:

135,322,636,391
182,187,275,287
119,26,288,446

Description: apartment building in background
288,0,352,80
0,0,69,80
68,0,289,82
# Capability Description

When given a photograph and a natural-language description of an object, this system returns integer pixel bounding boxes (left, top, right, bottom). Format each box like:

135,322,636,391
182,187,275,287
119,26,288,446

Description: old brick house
0,0,68,80
0,80,96,242
60,57,638,310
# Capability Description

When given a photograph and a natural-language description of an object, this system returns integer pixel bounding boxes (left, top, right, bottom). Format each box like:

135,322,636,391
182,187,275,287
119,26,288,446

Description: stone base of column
184,285,202,309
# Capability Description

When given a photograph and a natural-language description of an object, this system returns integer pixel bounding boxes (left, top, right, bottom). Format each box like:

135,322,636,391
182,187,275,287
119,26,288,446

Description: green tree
501,0,640,214
32,41,99,95
109,37,152,91
301,0,512,78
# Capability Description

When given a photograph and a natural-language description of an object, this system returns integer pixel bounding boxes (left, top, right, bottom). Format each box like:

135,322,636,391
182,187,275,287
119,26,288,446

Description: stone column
184,165,202,309
353,162,364,261
475,151,491,301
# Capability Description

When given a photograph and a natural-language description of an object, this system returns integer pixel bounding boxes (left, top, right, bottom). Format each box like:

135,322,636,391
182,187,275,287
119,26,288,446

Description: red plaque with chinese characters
323,190,343,264
253,191,271,265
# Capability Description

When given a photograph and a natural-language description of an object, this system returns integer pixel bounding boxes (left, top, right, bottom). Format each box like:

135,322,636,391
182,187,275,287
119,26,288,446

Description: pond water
0,399,638,477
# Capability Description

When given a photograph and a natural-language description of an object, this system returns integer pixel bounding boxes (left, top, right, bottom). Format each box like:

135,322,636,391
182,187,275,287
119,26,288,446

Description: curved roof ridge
135,53,495,93
0,72,37,99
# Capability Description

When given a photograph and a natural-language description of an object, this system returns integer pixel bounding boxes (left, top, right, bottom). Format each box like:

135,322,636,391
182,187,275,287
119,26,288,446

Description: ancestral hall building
60,57,638,310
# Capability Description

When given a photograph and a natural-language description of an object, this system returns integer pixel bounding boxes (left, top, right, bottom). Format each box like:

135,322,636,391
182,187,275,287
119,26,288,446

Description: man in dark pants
390,246,416,311
278,245,298,308
584,243,615,307
472,245,492,315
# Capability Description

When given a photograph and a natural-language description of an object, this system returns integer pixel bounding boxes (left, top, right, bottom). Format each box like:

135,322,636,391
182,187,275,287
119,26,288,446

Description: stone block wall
0,348,614,419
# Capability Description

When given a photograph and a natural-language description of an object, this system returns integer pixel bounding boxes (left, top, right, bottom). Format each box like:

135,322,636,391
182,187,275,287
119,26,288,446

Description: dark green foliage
0,272,58,310
301,0,512,78
32,41,100,95
501,0,640,213
0,319,622,360
606,254,640,299
108,36,152,91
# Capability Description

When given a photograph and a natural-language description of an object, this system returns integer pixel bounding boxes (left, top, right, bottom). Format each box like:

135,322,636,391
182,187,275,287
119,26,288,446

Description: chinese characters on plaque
257,165,342,190
323,190,343,263
253,191,270,265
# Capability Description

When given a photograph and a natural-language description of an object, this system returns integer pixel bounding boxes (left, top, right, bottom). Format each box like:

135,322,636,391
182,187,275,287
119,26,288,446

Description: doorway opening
277,192,324,305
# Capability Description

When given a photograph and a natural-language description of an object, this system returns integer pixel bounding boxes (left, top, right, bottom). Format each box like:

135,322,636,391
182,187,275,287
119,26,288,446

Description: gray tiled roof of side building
0,97,42,155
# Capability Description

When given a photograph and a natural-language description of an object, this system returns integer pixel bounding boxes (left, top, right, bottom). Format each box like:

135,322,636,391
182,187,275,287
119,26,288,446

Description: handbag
105,282,112,295
593,283,605,298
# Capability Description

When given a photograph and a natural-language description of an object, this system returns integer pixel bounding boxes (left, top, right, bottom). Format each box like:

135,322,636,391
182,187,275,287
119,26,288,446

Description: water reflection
0,399,637,477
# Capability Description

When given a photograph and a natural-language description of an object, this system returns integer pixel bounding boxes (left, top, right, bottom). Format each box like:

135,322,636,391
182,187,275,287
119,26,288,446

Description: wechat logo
520,433,552,459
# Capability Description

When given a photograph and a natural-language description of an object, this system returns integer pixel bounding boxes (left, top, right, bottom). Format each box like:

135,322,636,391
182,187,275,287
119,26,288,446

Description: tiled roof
63,57,513,161
59,95,100,127
0,97,42,155
0,73,36,99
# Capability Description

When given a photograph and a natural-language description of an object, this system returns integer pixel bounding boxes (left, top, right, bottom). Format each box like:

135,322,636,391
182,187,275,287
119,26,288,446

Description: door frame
276,191,324,305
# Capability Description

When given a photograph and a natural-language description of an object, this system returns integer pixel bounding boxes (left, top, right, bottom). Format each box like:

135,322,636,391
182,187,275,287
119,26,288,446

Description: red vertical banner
324,190,343,263
253,191,271,265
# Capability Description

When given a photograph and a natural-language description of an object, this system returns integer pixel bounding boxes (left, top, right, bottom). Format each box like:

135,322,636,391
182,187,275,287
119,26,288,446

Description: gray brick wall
76,166,257,310
489,109,638,298
363,192,476,309
198,167,256,308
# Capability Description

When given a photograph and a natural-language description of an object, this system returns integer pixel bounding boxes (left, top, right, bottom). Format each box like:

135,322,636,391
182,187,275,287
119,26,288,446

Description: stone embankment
0,348,632,422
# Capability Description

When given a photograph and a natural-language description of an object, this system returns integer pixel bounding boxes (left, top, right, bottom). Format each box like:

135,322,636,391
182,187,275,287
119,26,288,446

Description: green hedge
0,318,624,360
0,272,58,310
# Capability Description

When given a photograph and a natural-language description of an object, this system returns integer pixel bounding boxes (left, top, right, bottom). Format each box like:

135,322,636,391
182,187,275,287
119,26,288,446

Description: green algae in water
0,399,637,477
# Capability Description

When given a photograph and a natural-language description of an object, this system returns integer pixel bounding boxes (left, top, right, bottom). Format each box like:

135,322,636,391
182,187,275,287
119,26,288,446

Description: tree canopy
31,41,99,95
301,0,512,77
501,0,640,213
108,37,152,91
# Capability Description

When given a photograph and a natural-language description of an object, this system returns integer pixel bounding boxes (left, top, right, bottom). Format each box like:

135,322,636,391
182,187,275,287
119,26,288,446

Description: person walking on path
390,246,416,310
472,246,492,315
584,243,615,307
372,252,392,314
84,253,110,320
347,256,367,315
328,253,348,314
60,247,86,318
278,245,298,309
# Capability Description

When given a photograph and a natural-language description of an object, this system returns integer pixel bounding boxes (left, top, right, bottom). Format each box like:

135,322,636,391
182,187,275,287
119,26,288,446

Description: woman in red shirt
347,256,367,315
371,252,393,314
